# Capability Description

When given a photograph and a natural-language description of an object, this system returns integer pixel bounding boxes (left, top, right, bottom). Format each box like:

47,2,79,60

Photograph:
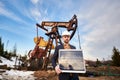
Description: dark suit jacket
52,44,79,80
52,44,76,68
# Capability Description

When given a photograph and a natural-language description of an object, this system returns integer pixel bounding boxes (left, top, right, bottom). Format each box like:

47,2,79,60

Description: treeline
0,37,17,60
88,47,120,67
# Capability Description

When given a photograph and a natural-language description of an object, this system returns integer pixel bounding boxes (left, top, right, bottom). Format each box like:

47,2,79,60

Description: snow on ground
0,56,36,80
0,69,36,80
0,56,21,68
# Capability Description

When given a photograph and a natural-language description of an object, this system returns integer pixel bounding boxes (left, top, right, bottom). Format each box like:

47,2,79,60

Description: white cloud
30,8,41,21
0,2,27,24
75,1,120,60
29,0,50,22
1,0,35,22
31,0,39,4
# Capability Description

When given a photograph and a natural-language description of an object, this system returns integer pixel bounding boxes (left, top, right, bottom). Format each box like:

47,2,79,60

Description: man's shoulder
69,44,76,49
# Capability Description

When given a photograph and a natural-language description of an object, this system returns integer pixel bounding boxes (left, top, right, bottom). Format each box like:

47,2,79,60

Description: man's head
62,30,71,44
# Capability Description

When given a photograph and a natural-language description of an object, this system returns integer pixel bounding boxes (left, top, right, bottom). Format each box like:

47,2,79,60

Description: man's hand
55,65,62,74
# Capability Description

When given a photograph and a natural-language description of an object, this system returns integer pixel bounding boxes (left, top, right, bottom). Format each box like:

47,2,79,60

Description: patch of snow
5,69,34,76
0,56,36,80
0,56,21,68
2,69,36,80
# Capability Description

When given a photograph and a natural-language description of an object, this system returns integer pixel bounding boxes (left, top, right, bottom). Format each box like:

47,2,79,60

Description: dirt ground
34,70,57,80
34,66,120,80
34,70,120,80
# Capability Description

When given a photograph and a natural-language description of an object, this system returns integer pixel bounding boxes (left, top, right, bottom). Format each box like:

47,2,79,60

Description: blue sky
0,0,120,60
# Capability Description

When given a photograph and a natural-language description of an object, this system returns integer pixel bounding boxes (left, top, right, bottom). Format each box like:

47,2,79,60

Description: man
52,30,79,80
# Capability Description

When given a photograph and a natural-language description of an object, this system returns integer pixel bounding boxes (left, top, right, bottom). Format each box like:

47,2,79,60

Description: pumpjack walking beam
36,15,78,40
